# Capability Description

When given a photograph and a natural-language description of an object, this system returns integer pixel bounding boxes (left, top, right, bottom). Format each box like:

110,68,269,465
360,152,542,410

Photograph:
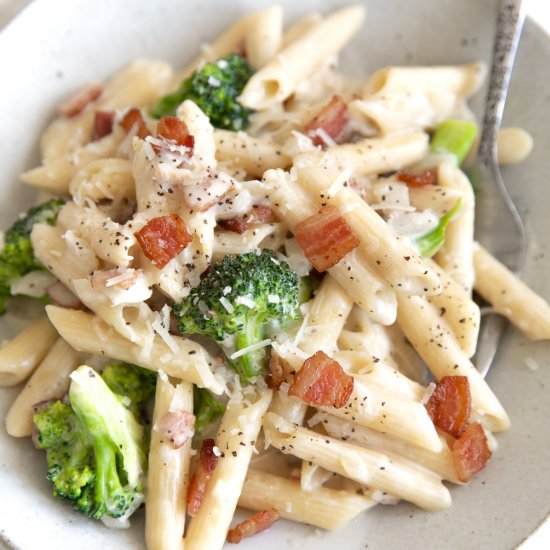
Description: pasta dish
0,5,546,549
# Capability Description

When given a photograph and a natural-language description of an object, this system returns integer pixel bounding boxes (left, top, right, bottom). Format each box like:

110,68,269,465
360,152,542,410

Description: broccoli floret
194,387,226,433
33,365,147,521
0,198,64,314
150,54,254,131
172,249,299,381
100,363,156,420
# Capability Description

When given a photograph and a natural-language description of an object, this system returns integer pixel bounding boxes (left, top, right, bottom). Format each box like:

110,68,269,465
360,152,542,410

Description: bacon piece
91,267,141,290
58,83,103,117
425,376,471,438
187,438,219,516
135,214,192,269
157,116,195,150
91,110,115,141
120,107,150,139
288,351,353,408
397,169,437,188
157,410,195,449
266,352,285,390
452,423,492,482
304,95,348,147
295,205,359,272
227,509,279,544
218,205,277,234
183,172,235,212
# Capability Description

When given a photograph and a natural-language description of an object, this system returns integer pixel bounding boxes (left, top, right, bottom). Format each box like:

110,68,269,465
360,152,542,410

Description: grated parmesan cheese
325,163,352,196
151,305,179,354
219,296,234,313
235,295,256,309
229,339,272,360
223,286,232,295
267,295,280,304
208,76,221,87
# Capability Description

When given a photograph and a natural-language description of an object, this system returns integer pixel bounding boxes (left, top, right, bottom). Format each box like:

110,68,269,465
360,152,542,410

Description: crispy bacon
91,110,115,141
288,351,353,408
397,169,437,188
425,376,471,438
58,83,103,117
452,423,492,483
187,438,219,516
157,116,195,150
266,352,286,390
295,205,359,272
120,107,150,139
157,410,195,449
227,509,279,544
304,95,348,147
218,205,277,234
135,214,192,269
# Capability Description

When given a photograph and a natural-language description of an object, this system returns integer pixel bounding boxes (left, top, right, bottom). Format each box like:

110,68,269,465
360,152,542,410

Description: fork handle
478,0,526,166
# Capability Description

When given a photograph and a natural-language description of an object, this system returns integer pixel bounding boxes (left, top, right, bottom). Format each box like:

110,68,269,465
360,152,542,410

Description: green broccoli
0,198,64,314
33,365,149,521
100,362,157,420
149,53,254,130
194,387,226,433
172,249,299,382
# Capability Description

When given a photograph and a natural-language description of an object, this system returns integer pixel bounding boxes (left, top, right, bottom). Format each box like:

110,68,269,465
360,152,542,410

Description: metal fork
469,0,527,377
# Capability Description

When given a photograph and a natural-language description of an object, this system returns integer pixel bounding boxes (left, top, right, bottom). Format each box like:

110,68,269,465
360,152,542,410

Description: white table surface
0,0,549,549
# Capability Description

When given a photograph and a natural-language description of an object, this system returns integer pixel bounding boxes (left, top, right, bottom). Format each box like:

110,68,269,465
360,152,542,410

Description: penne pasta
239,5,365,109
45,306,224,394
5,338,80,437
396,294,510,431
263,413,452,511
145,376,193,550
239,469,376,529
0,316,58,387
184,389,272,550
473,243,550,340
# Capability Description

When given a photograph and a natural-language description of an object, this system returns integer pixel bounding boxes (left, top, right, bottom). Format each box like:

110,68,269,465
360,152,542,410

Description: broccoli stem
232,315,266,381
430,119,478,165
92,435,128,518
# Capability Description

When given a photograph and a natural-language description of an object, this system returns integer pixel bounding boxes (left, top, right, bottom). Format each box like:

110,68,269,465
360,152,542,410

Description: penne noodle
320,132,430,177
297,275,353,355
45,306,224,394
354,63,485,134
396,294,510,431
434,160,476,294
6,338,80,437
244,5,283,70
145,376,193,550
263,413,451,511
20,134,122,194
426,257,480,358
473,243,550,340
0,316,58,387
239,6,365,109
318,413,460,484
239,469,376,529
184,389,272,550
214,129,291,177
